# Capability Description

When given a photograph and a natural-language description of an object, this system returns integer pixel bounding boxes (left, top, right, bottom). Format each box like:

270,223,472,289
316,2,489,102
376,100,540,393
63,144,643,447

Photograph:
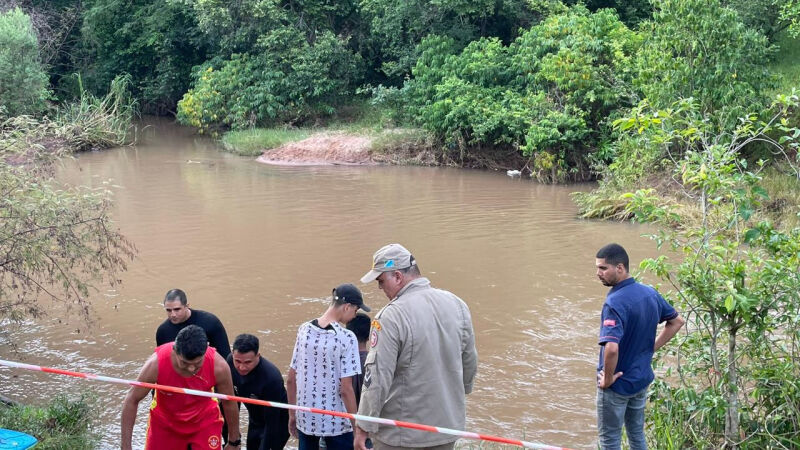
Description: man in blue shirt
595,243,685,450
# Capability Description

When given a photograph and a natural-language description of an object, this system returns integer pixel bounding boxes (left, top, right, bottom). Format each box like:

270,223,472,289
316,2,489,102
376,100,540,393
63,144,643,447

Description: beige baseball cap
360,243,416,283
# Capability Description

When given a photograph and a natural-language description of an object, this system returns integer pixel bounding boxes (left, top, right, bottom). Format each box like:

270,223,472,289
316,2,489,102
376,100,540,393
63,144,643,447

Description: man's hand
597,370,623,389
354,425,370,450
289,413,297,438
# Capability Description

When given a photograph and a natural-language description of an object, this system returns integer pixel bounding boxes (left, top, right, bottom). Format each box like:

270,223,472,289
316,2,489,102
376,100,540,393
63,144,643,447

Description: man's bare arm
597,342,623,389
655,314,685,351
286,367,298,438
121,353,158,450
340,376,357,429
213,353,241,446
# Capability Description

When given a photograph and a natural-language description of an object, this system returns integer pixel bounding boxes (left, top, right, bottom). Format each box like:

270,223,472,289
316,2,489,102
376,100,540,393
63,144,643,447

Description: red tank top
150,342,221,428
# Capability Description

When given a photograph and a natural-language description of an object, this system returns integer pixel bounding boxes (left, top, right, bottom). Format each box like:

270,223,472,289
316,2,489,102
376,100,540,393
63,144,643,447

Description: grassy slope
219,102,436,159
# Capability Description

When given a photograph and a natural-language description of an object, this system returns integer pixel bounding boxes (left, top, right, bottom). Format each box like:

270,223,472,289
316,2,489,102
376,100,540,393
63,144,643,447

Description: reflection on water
0,118,659,449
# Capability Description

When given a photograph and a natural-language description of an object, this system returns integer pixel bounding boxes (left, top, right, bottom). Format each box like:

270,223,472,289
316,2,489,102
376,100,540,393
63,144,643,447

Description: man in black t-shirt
155,288,231,359
346,313,371,407
228,334,290,450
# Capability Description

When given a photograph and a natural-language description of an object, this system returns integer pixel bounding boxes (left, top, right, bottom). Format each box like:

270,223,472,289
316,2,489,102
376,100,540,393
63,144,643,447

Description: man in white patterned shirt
287,283,370,450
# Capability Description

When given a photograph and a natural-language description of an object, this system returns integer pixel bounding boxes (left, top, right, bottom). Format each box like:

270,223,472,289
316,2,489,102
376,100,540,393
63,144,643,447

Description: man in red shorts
121,325,241,450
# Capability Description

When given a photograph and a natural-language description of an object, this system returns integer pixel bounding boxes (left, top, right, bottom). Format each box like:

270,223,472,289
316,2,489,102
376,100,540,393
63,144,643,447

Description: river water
0,118,659,449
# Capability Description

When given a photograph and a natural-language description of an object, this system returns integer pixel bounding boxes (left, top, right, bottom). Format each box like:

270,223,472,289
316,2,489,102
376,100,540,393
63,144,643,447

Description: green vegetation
221,128,312,156
773,32,800,93
0,133,136,325
0,8,50,117
394,6,639,181
613,94,800,448
177,29,363,133
57,75,137,151
0,394,98,449
0,9,137,330
3,0,800,446
635,0,774,128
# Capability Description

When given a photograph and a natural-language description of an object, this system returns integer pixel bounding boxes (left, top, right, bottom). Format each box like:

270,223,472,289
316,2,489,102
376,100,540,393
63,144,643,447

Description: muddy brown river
0,118,660,449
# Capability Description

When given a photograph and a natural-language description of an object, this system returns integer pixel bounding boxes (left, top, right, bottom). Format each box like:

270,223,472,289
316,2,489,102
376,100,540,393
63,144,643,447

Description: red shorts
145,414,223,450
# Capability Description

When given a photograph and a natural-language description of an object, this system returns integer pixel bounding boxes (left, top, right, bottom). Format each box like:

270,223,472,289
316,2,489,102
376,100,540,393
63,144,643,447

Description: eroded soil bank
256,133,376,166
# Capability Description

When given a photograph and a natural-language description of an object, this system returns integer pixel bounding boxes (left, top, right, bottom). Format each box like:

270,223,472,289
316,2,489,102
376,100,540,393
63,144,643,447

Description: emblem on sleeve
364,365,372,388
370,329,379,347
603,319,616,327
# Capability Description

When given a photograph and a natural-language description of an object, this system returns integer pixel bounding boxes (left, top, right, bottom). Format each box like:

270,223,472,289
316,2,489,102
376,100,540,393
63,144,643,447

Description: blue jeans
596,388,647,450
297,429,354,450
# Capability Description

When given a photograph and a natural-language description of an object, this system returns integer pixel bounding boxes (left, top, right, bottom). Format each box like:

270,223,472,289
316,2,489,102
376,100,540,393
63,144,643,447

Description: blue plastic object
0,429,37,449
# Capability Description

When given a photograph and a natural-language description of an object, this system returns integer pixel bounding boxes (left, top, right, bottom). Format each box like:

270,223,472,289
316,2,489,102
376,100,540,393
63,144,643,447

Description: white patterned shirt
290,320,361,436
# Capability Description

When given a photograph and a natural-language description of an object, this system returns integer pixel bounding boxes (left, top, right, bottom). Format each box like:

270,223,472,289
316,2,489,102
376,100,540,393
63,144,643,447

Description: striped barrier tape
0,359,573,450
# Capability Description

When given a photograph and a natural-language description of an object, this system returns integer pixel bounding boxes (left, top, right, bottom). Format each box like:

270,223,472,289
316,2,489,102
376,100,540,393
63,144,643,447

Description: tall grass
0,394,99,449
56,74,138,151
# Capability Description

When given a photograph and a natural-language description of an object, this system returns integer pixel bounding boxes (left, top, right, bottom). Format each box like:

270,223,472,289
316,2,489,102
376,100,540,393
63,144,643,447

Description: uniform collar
393,277,430,300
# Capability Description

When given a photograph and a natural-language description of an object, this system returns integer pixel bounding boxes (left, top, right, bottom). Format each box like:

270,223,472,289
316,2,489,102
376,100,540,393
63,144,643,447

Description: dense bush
81,0,210,113
177,28,363,132
398,6,639,181
359,0,541,84
0,8,50,117
635,0,775,128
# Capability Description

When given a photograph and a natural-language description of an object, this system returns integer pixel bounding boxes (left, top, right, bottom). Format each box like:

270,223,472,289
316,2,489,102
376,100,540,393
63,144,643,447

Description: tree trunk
725,324,739,448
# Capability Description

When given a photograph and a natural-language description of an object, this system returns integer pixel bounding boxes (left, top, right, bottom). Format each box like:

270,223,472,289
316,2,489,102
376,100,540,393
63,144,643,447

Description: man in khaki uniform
354,244,478,450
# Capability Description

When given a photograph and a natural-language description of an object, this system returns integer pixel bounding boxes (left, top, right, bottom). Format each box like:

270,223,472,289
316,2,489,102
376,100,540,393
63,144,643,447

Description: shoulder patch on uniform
370,329,379,347
371,319,382,331
603,319,616,327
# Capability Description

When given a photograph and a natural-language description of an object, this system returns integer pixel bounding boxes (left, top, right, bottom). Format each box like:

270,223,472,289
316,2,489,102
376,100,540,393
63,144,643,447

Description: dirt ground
256,133,376,166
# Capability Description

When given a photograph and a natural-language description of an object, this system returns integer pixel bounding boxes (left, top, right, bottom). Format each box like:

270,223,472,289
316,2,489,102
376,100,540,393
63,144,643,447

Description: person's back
380,280,473,433
287,283,369,450
355,243,478,450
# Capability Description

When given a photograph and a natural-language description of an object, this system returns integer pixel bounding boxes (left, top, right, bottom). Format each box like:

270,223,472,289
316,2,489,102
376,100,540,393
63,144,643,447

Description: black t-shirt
155,309,231,359
352,350,368,407
227,355,290,449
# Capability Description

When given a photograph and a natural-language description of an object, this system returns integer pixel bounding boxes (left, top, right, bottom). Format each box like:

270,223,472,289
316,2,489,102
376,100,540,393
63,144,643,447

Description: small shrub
56,74,138,150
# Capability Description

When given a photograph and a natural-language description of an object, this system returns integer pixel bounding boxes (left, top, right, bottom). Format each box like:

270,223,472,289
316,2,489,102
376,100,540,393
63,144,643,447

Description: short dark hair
164,288,187,305
596,243,630,272
232,333,259,354
174,325,208,359
347,313,371,343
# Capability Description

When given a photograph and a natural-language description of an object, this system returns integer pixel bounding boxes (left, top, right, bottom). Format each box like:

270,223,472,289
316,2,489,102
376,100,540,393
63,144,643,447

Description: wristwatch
227,439,242,447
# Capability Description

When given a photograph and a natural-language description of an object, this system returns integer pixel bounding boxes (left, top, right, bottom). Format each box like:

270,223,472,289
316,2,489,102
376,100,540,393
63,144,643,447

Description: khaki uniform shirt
356,278,478,446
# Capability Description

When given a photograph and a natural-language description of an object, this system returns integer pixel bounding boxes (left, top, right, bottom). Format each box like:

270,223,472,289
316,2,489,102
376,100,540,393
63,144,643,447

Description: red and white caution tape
0,359,573,450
